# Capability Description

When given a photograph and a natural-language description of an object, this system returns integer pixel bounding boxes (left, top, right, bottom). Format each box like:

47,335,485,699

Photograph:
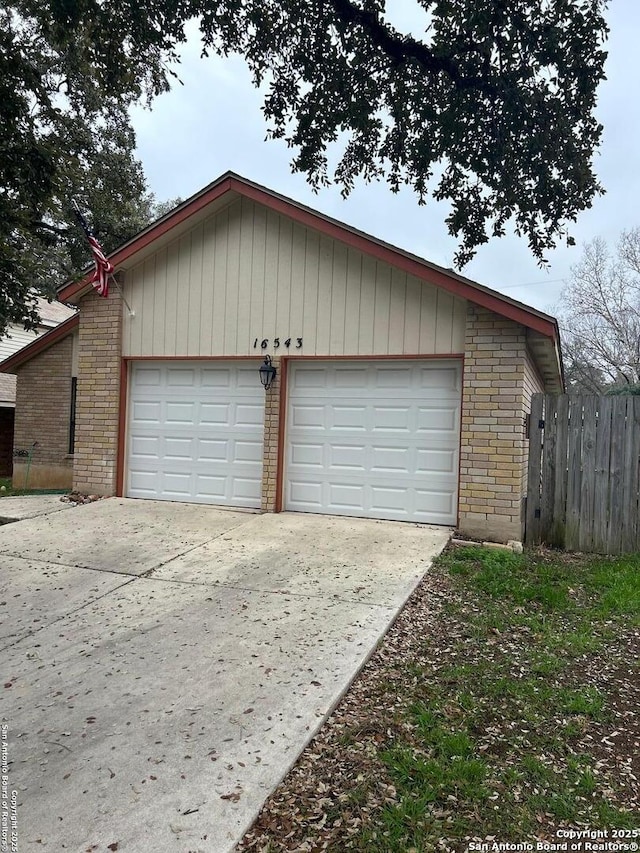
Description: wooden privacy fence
525,393,640,554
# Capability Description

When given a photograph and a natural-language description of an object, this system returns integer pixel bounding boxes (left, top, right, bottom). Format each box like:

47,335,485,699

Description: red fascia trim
0,314,79,372
116,359,128,497
275,356,288,513
229,180,558,341
283,353,464,361
58,173,557,342
58,178,235,302
120,354,262,361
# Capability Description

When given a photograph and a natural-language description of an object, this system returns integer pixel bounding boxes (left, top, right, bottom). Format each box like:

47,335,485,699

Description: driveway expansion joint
0,550,155,576
139,515,262,576
135,572,403,608
0,575,136,652
0,500,450,853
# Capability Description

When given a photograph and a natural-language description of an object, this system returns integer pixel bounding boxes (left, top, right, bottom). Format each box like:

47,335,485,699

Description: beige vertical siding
122,197,466,358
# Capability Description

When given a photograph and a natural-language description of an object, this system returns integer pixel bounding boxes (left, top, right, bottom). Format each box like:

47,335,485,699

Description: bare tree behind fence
525,394,640,554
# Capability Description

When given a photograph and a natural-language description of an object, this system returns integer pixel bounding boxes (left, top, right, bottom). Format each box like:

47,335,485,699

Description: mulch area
236,551,639,852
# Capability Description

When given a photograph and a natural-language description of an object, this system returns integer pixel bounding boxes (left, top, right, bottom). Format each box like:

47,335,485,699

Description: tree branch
326,0,497,93
32,220,72,236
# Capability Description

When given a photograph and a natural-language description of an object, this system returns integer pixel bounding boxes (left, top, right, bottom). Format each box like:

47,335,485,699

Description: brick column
73,288,123,495
261,355,281,512
458,305,528,543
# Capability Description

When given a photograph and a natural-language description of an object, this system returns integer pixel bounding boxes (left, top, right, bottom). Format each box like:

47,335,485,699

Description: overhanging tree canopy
1,2,170,333
2,0,609,333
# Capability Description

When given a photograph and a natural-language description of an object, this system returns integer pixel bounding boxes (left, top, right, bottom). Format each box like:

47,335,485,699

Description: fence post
621,397,640,553
539,394,559,544
579,396,599,552
565,396,584,551
591,396,613,554
550,394,569,548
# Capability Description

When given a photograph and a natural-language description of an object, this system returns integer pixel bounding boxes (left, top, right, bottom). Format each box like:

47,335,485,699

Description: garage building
2,172,563,542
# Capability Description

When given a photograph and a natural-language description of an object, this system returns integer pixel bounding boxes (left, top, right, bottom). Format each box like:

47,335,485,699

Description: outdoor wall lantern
259,355,277,390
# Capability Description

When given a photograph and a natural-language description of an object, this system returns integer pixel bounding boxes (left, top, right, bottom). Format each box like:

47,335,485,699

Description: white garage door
285,360,461,524
126,361,264,507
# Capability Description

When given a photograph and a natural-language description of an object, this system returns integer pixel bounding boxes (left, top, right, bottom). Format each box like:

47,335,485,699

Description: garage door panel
292,367,329,389
200,403,230,425
163,437,194,459
130,435,160,458
371,406,411,432
416,448,457,474
127,361,264,507
161,472,192,495
329,483,365,510
165,401,196,424
194,475,226,500
128,469,159,493
414,488,457,518
131,400,162,424
329,444,366,470
201,367,231,387
166,368,196,386
234,440,264,464
374,367,412,388
231,477,262,502
334,366,369,387
134,367,162,387
369,485,408,513
370,445,411,473
235,367,263,389
291,405,325,428
416,405,458,432
286,360,460,524
331,406,367,430
290,442,324,467
234,402,264,428
419,366,460,390
197,439,228,461
288,480,323,506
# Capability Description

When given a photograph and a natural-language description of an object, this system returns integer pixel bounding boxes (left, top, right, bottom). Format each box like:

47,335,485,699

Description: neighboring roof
0,314,79,375
56,171,563,388
36,297,77,327
0,374,16,406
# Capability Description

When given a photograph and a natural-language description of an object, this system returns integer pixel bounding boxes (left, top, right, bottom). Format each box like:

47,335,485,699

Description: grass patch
440,545,640,620
345,547,639,848
0,476,67,498
240,546,640,852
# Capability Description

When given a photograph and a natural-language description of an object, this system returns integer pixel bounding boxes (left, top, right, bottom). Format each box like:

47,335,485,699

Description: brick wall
261,355,281,511
73,288,122,495
12,335,74,489
459,304,538,543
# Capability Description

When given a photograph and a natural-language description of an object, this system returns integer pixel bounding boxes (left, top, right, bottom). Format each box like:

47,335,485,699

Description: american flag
72,203,114,297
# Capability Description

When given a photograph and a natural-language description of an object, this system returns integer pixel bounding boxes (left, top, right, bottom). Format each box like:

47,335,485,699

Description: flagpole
108,272,135,317
71,199,135,315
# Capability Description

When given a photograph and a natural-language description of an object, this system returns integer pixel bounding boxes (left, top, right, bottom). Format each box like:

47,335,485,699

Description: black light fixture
259,355,277,390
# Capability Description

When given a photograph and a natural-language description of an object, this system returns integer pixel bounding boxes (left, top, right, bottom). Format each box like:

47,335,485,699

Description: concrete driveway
0,498,450,852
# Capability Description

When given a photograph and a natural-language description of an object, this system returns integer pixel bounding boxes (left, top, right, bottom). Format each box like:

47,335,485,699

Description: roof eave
0,314,79,373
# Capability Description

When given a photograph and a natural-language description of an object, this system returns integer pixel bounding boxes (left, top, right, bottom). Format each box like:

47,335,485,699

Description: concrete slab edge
226,537,451,853
450,537,524,554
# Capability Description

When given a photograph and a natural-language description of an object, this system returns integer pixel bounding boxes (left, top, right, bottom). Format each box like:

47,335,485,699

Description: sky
130,1,639,317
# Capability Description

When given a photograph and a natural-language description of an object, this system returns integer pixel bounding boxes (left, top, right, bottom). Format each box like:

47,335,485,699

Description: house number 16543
253,337,302,349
